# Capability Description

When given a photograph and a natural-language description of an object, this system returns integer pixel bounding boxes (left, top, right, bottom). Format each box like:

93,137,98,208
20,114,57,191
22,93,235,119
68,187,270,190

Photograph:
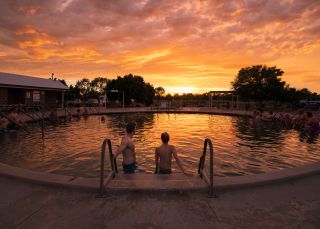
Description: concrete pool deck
1,160,319,228
0,172,319,228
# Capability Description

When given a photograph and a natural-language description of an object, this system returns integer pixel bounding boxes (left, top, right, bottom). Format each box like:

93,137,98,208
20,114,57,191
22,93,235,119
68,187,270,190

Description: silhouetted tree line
66,74,155,106
53,65,319,108
232,65,319,110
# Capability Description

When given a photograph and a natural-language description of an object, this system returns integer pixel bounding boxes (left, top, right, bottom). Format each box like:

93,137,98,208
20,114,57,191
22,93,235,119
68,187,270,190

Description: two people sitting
114,122,190,175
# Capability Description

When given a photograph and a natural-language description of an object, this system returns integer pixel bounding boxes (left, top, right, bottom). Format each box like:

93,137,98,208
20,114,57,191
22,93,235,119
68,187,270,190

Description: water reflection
0,113,319,177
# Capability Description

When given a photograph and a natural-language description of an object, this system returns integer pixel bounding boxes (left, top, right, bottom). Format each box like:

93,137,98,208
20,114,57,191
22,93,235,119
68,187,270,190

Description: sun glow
164,86,199,95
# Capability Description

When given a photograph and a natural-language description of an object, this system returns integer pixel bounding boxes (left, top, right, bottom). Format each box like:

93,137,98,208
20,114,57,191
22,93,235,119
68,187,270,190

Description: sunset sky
0,0,319,94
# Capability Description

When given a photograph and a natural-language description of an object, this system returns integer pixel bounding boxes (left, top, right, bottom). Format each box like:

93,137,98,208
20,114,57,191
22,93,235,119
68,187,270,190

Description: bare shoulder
121,136,130,145
169,144,176,152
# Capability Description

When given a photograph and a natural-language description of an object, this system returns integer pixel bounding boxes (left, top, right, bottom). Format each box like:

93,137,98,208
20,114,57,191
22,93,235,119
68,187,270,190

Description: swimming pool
0,113,319,177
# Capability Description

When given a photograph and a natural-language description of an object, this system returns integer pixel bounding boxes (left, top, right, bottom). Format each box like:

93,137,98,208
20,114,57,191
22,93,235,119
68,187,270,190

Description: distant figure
114,122,137,173
100,116,105,123
75,108,81,119
0,116,9,133
8,109,26,129
66,110,72,121
293,110,307,129
49,108,58,121
155,132,189,175
252,110,262,121
305,112,320,134
261,111,274,121
83,108,89,119
279,113,292,128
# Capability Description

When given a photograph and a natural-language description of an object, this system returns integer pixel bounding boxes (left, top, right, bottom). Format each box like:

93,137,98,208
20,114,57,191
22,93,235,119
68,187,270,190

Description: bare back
117,135,136,165
155,144,175,170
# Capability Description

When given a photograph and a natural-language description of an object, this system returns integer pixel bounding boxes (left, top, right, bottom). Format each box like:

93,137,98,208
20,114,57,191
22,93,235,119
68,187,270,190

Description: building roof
0,72,68,90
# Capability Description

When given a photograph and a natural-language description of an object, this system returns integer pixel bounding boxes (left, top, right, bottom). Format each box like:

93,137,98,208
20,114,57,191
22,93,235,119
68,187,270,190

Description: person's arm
172,147,191,175
155,148,159,174
115,138,128,158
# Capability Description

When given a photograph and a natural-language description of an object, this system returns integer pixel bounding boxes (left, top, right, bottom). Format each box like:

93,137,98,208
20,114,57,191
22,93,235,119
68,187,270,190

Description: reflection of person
114,122,137,173
155,132,190,175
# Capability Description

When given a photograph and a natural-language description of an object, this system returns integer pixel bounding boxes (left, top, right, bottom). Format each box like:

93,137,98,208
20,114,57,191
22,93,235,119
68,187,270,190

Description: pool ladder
97,138,118,198
198,138,217,198
97,137,216,198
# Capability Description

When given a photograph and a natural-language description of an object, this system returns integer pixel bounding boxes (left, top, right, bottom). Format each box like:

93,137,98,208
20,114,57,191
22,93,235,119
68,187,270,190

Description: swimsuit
123,162,137,173
158,167,172,174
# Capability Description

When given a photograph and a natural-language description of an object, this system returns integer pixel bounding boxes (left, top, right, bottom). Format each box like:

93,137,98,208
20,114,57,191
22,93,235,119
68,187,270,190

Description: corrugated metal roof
0,72,68,90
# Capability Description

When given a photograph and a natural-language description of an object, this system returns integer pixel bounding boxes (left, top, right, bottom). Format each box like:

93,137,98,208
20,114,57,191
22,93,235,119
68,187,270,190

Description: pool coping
19,106,253,123
0,162,319,192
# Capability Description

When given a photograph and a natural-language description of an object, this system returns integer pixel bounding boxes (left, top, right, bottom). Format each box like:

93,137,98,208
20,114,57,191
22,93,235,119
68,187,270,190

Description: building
0,72,68,108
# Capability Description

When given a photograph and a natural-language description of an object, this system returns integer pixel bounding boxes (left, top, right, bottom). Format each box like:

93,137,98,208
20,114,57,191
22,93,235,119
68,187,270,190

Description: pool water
0,113,319,177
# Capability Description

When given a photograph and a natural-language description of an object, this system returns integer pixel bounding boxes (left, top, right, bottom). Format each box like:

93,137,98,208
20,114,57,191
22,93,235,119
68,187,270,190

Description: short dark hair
161,132,170,143
307,112,313,118
126,122,136,134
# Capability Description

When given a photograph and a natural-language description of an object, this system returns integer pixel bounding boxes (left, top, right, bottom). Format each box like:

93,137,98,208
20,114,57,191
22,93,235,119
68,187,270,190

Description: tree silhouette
232,65,286,110
106,74,155,106
155,87,165,97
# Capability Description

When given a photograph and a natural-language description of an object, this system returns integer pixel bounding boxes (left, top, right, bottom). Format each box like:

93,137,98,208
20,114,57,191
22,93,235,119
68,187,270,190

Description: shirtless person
305,112,320,134
155,132,189,175
8,109,26,129
114,122,137,173
0,116,9,133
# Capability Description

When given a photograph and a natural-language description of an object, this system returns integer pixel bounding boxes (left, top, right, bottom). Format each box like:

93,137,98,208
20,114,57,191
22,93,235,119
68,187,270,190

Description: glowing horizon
0,0,319,94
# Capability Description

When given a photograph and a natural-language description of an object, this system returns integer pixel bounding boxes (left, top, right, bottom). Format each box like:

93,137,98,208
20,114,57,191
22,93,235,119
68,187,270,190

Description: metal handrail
198,138,216,198
97,138,118,197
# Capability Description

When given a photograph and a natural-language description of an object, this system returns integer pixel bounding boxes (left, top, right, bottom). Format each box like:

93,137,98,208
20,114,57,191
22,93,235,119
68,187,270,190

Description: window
32,91,40,102
26,91,31,99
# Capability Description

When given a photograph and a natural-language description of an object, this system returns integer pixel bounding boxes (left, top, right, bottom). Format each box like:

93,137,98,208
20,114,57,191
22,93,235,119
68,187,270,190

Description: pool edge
0,162,319,193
